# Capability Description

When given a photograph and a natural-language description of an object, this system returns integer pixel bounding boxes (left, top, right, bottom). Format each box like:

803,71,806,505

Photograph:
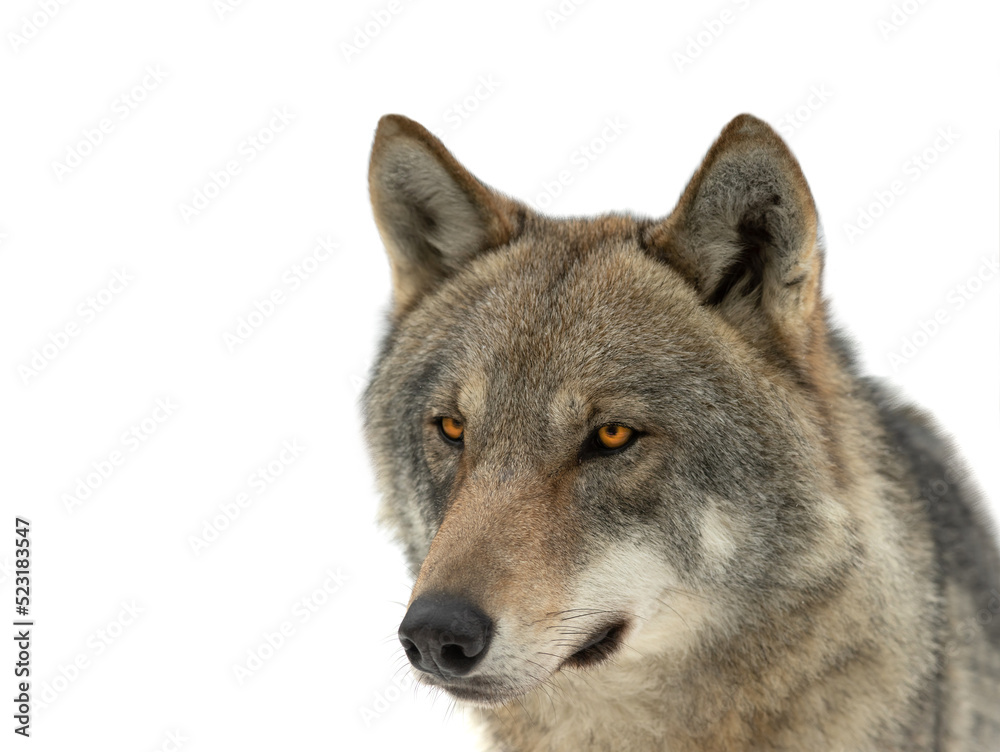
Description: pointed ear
645,114,823,359
368,114,524,314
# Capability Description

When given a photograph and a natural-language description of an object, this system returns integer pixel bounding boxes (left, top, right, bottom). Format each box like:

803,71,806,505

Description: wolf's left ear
369,114,524,315
645,114,823,358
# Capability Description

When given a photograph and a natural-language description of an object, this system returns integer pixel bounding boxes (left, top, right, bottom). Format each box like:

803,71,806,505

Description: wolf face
362,114,874,707
364,112,1000,751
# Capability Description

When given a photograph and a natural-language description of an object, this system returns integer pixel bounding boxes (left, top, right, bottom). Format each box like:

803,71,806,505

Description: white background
1,0,997,750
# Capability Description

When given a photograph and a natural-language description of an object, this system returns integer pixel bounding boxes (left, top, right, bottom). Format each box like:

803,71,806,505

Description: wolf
362,112,1000,751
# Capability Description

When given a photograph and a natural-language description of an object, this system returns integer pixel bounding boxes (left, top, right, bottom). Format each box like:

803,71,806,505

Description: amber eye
596,424,633,450
439,417,464,443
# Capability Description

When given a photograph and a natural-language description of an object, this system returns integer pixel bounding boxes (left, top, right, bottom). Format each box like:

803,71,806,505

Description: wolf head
363,114,858,705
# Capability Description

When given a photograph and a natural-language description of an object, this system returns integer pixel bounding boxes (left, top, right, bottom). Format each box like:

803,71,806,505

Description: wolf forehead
392,216,711,367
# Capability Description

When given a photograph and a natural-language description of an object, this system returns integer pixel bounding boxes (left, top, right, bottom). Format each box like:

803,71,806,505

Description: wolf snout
398,593,493,678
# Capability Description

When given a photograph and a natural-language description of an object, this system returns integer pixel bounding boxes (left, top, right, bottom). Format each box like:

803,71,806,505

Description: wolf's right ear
368,115,524,315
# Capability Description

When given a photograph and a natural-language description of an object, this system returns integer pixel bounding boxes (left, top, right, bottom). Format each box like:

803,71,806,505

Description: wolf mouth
427,675,522,706
424,620,631,705
563,620,628,670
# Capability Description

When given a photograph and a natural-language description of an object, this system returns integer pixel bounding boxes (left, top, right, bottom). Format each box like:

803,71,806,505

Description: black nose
398,594,493,678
